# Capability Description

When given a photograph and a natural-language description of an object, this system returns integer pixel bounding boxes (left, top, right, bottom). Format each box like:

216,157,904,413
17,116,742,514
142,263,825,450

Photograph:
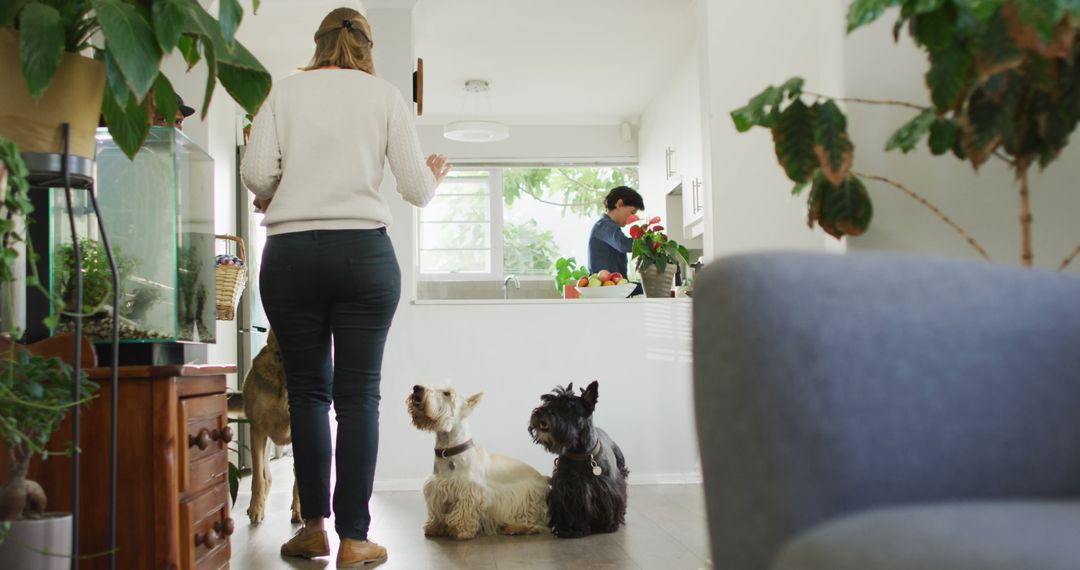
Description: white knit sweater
240,69,436,235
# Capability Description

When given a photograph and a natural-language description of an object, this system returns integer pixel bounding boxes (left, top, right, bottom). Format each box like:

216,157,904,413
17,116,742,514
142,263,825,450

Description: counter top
412,297,692,306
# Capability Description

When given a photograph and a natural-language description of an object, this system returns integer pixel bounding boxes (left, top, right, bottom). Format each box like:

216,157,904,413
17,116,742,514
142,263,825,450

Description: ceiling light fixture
444,80,510,143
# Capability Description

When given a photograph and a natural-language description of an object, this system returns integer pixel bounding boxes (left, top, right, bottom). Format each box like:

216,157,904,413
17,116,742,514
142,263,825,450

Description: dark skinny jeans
259,228,400,541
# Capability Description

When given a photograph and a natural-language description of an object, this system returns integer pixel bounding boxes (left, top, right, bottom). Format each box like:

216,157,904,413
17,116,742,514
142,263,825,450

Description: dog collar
558,439,602,463
434,439,474,458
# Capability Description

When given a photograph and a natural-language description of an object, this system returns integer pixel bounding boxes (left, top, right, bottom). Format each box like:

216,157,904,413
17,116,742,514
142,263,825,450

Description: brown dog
238,330,301,524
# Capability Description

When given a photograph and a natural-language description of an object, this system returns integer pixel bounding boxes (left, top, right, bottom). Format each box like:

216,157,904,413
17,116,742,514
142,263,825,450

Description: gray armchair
692,252,1080,570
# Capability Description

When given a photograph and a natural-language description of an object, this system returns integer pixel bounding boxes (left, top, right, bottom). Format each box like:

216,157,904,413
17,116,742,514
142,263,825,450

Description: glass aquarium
47,127,216,344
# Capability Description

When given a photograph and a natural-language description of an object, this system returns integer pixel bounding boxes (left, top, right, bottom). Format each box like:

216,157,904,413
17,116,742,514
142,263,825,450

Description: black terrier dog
528,381,629,538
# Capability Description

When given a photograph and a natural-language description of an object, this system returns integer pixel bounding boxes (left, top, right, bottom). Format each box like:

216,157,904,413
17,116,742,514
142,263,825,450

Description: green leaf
886,108,936,152
847,0,901,33
251,0,261,14
153,73,179,128
792,179,810,196
219,0,243,46
808,173,874,239
101,80,150,160
200,41,218,119
91,0,163,101
0,0,27,27
1013,0,1064,41
954,0,1004,21
103,50,130,107
929,118,959,155
43,313,60,330
813,100,854,184
911,4,955,50
18,2,65,99
152,0,191,53
177,35,202,69
772,98,817,184
731,78,804,132
926,41,973,111
183,3,272,116
912,0,947,13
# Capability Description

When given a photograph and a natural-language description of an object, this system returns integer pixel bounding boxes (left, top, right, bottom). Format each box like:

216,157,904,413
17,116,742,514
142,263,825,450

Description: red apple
610,272,623,282
597,270,611,282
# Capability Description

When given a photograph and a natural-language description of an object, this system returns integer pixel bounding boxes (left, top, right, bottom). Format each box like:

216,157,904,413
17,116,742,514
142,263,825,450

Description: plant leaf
91,0,163,101
808,173,874,239
731,78,804,132
929,118,959,155
101,80,150,160
911,4,956,50
219,0,243,46
847,0,902,33
954,0,1005,21
152,0,191,53
103,50,130,107
812,100,854,186
18,2,65,99
772,98,817,184
152,73,179,128
0,0,27,28
183,2,272,116
1012,0,1064,41
926,40,974,111
177,35,202,69
886,108,936,153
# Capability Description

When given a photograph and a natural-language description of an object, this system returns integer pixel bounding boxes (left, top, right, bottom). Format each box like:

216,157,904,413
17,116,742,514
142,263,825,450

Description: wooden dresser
20,364,238,570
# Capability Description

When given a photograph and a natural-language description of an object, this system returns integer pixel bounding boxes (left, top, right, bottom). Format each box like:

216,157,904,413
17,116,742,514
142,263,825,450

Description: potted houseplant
629,215,690,298
553,256,590,299
0,0,271,160
732,0,1080,270
0,137,98,567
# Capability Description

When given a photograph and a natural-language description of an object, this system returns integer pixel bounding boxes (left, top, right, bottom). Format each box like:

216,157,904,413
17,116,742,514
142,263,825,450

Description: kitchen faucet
503,275,521,299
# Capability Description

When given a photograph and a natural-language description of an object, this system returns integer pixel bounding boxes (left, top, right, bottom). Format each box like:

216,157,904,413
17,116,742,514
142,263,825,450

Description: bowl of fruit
572,270,636,299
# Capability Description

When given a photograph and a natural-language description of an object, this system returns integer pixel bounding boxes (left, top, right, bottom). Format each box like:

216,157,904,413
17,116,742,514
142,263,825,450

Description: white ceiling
236,0,697,125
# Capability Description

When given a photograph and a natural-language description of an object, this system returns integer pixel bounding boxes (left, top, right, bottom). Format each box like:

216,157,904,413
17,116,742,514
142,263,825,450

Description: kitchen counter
412,297,693,306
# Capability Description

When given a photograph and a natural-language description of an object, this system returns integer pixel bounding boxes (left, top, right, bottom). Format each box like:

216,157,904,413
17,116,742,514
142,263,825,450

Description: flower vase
563,284,581,299
641,265,677,298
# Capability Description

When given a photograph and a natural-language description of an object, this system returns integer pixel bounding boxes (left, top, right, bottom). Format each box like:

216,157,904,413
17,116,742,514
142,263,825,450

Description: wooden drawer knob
195,528,219,549
214,426,234,444
215,518,235,537
189,428,211,450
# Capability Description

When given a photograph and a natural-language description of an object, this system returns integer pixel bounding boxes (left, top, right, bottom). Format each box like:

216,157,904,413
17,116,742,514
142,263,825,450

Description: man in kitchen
589,186,644,294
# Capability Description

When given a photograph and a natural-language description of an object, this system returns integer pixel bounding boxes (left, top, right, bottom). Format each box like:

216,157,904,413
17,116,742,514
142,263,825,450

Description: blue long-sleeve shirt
588,215,633,275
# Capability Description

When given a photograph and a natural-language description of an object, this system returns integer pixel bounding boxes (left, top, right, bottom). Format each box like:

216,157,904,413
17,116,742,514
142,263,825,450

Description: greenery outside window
417,165,639,282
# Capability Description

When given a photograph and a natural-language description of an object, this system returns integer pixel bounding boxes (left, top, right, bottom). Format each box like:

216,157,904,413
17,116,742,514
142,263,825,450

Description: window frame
416,162,636,283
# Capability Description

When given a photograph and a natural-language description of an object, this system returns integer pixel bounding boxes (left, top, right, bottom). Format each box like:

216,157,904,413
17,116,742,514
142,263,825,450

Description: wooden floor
230,457,713,569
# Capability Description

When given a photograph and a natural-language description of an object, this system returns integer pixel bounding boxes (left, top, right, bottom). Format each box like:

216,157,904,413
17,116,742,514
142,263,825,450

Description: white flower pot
0,513,73,570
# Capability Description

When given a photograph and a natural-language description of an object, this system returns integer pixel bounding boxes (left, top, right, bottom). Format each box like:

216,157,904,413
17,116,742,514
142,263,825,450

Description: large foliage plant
733,0,1080,270
1,0,271,159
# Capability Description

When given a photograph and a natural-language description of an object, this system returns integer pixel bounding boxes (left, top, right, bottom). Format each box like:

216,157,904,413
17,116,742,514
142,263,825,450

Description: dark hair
604,186,644,211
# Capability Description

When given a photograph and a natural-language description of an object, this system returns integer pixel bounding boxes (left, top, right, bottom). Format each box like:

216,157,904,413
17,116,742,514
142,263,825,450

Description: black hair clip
342,19,354,30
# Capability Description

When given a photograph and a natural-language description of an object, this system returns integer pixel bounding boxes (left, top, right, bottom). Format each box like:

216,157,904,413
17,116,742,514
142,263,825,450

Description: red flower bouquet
627,215,689,274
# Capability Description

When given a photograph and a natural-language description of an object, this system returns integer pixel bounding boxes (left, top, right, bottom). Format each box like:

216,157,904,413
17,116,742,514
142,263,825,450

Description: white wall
843,13,1080,273
698,0,846,259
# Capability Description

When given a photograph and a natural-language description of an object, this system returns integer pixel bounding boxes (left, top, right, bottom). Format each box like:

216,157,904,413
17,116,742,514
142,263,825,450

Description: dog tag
591,460,602,477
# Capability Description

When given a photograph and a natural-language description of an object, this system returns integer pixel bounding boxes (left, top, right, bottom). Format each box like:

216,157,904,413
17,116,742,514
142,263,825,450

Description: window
417,165,639,282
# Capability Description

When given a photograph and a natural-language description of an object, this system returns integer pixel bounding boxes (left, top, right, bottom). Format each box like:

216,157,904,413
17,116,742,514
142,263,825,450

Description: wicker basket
215,235,248,321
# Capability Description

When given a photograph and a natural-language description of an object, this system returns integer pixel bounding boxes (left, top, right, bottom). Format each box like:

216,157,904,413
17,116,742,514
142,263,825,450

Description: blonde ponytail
303,8,375,75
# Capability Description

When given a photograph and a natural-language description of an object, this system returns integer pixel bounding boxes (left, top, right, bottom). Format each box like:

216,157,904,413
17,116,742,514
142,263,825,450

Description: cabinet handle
215,518,235,537
213,426,234,444
195,528,219,549
189,428,211,451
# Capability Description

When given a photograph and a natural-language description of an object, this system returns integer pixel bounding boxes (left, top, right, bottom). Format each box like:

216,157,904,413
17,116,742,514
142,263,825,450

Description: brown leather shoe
336,538,388,568
280,528,330,559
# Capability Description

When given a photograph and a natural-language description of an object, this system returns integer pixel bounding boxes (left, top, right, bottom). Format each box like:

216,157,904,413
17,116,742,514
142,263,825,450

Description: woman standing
241,7,447,567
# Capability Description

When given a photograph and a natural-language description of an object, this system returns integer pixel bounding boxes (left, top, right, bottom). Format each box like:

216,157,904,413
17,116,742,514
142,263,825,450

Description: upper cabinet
638,48,707,241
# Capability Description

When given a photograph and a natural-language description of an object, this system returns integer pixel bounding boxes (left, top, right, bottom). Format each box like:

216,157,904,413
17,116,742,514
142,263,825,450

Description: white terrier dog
406,383,549,540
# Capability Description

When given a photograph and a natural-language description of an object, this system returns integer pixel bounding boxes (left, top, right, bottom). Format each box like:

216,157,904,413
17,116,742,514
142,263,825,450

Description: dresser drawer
180,482,233,570
178,394,232,495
